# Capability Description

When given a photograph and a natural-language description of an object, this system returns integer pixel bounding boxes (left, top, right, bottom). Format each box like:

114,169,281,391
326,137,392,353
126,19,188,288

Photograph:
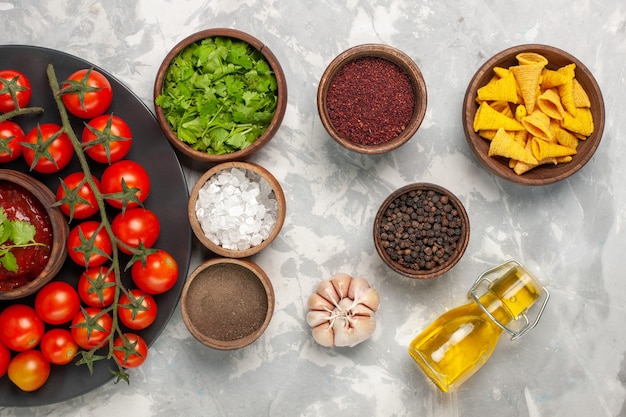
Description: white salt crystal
195,167,279,251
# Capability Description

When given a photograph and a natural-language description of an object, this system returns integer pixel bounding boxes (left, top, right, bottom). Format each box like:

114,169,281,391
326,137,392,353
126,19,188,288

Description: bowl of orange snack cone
463,44,605,185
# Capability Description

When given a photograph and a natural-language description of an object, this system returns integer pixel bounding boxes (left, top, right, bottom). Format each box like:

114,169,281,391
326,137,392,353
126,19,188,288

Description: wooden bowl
317,44,427,154
0,170,68,300
463,44,605,185
154,28,288,163
373,183,469,279
188,161,286,258
180,258,275,350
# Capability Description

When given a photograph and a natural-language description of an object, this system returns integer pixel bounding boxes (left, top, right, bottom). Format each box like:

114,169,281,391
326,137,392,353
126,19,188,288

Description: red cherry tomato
7,350,50,392
56,172,101,220
70,308,113,350
0,69,32,113
67,221,113,267
100,160,151,209
82,114,132,164
77,266,117,308
0,120,25,162
61,69,112,119
111,207,160,254
0,341,10,378
34,281,81,325
0,304,45,352
131,249,179,294
118,289,158,330
113,333,148,368
40,328,78,365
22,123,74,174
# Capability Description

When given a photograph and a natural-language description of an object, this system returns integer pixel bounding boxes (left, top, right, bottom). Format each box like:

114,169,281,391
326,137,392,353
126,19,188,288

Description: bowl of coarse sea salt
188,161,286,258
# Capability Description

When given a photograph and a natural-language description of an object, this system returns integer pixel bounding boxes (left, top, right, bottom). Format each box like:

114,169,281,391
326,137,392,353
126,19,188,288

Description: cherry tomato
56,172,101,220
22,123,74,174
71,308,113,350
118,289,158,330
100,160,151,209
131,249,178,294
67,221,113,267
7,350,50,392
40,328,78,365
111,207,160,254
113,333,147,368
77,266,116,308
0,341,10,378
0,69,32,113
34,281,81,325
0,120,25,162
61,69,112,119
0,304,45,352
82,114,132,164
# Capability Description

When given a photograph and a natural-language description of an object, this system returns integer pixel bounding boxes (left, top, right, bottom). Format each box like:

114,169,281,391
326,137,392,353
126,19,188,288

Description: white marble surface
1,0,625,416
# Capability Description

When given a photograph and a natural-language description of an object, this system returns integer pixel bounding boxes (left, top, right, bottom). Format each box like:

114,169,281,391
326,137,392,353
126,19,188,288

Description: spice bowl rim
0,169,69,300
373,182,470,279
187,161,286,258
179,257,275,350
153,27,288,163
462,43,605,186
317,43,428,155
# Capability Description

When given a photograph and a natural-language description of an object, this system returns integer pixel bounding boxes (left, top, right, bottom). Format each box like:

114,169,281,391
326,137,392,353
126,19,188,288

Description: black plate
0,45,192,406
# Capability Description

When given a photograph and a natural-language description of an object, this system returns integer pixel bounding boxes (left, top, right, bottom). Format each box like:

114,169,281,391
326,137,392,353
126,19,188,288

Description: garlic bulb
306,273,380,347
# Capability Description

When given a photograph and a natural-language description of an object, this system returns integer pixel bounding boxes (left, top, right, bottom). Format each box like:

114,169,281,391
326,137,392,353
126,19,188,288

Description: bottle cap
469,259,550,340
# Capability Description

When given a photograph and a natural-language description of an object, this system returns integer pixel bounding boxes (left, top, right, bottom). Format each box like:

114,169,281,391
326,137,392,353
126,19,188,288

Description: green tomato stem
46,64,128,375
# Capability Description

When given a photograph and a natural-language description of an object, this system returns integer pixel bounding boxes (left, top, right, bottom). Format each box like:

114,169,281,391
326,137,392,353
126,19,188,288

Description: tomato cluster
0,68,179,392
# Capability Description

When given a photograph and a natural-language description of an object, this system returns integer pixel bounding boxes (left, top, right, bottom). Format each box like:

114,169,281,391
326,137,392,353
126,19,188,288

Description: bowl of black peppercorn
373,183,470,279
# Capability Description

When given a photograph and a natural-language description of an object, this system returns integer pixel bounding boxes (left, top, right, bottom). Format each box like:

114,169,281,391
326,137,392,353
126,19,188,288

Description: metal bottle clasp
468,259,550,341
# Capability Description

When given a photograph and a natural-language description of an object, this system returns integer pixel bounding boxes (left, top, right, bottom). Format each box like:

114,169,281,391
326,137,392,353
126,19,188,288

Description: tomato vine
45,64,153,383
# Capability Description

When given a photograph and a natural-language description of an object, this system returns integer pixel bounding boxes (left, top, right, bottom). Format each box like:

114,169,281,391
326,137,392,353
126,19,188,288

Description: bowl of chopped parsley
154,28,287,163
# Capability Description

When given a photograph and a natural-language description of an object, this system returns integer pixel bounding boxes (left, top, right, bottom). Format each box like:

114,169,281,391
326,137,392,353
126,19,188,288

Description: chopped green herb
0,207,45,272
155,36,279,155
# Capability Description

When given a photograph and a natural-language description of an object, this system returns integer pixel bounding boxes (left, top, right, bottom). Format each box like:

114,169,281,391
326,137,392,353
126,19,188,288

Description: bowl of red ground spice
373,183,470,279
180,257,275,350
317,44,427,154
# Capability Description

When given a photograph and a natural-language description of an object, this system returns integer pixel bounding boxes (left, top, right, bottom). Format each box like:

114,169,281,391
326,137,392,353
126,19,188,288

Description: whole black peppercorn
376,185,467,274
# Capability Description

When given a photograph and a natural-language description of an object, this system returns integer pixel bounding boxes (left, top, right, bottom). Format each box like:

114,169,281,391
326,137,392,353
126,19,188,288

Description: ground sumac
326,57,415,146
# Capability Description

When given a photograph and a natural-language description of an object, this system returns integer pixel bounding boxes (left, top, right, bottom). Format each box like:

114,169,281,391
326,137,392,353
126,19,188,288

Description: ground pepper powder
185,263,268,341
326,56,415,146
378,189,464,272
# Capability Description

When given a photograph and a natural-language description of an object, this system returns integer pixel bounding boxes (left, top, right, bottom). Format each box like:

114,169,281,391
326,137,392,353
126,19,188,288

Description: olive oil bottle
408,260,549,392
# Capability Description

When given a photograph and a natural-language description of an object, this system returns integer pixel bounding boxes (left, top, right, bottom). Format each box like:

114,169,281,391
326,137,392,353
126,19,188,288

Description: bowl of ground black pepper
317,44,427,154
180,258,275,350
373,183,470,279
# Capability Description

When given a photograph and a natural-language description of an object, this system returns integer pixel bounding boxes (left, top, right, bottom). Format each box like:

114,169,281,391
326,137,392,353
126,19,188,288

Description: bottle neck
474,263,543,329
476,292,514,328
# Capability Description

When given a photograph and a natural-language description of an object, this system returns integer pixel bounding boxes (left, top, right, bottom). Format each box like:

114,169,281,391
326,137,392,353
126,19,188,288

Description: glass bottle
408,259,549,393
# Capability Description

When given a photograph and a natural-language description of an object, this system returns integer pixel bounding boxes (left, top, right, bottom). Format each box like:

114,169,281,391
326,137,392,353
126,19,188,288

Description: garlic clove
330,273,352,299
315,278,340,305
307,292,335,312
349,303,376,318
333,314,377,348
348,277,380,311
358,287,381,312
306,310,331,327
311,323,335,347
